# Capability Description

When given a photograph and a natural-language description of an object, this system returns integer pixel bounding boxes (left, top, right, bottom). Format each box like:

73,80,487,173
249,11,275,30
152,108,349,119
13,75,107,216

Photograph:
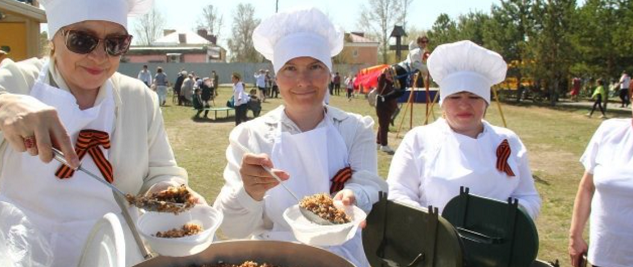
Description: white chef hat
427,40,507,105
40,0,153,40
253,6,344,74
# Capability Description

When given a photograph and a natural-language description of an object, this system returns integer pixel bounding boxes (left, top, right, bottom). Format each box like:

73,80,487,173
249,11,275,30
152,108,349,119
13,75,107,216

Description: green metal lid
442,187,539,267
363,192,464,267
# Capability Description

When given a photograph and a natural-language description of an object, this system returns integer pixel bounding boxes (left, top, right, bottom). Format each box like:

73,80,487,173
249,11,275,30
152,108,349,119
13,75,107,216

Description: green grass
162,86,626,263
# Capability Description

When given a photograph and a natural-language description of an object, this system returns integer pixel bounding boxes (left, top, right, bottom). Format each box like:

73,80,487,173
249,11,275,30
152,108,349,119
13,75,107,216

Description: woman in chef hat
386,40,541,219
213,7,387,267
0,0,205,265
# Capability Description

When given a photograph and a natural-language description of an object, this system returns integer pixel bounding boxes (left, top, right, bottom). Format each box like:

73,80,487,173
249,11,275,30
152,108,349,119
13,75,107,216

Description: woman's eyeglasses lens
64,30,131,56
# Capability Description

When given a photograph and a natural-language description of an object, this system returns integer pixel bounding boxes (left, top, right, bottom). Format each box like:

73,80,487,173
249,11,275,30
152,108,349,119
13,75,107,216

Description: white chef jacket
214,106,387,265
580,119,633,267
387,118,541,219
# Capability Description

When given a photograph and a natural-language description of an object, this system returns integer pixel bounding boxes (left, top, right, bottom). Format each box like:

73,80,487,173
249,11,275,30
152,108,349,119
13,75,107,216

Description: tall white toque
252,6,344,74
427,40,507,105
40,0,153,40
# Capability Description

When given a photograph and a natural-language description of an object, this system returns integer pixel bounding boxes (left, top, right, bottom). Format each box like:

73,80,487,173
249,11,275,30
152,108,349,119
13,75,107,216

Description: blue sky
128,0,501,46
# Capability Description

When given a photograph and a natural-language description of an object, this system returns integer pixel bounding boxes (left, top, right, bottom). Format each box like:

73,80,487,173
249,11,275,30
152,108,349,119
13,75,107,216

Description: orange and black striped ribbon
330,166,352,194
55,130,113,183
495,139,515,177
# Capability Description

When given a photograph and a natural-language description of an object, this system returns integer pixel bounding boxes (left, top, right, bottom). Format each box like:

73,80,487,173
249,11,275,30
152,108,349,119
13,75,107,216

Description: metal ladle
51,148,188,213
229,140,333,225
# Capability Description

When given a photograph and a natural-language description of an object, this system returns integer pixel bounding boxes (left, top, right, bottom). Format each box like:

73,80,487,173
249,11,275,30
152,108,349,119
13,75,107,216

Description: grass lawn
162,86,629,263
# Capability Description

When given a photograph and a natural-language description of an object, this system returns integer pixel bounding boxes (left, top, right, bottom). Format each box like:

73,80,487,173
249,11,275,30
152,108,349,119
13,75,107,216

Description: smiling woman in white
386,40,541,219
0,0,205,266
213,7,387,267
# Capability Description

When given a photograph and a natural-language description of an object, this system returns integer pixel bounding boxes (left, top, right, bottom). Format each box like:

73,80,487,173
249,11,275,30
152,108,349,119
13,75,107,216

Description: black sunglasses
62,30,133,56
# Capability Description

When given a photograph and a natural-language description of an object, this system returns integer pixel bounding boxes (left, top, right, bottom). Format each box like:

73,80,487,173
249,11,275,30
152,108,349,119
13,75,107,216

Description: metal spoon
229,140,333,225
51,148,188,213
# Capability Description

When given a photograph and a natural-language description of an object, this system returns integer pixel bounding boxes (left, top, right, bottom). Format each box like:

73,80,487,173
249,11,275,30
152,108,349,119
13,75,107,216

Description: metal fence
118,62,369,86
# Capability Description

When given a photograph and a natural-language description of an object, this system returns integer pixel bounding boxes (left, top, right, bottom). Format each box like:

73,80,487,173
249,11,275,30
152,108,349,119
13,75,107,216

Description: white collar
263,105,349,133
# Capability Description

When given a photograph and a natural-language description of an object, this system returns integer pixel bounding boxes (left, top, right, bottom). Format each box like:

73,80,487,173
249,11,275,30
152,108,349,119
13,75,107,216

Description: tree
486,0,534,58
133,7,165,46
196,4,224,41
424,11,491,49
482,0,535,102
399,0,414,29
357,0,406,64
226,3,261,62
456,12,490,44
426,13,458,46
573,0,631,78
529,0,577,106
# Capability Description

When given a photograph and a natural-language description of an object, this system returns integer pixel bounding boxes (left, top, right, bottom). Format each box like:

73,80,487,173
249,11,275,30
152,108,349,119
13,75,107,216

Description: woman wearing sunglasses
0,0,205,265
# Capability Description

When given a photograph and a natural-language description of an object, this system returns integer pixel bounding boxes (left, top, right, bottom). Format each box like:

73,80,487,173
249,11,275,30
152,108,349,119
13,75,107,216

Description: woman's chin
71,78,106,91
292,94,321,103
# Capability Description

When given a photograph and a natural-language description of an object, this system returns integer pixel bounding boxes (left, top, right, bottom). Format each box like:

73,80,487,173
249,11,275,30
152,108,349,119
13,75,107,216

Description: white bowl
137,205,223,257
283,203,366,246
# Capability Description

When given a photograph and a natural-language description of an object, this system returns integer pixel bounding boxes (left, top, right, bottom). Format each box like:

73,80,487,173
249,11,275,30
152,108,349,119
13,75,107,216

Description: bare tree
133,7,165,46
196,4,224,40
357,0,406,63
227,3,261,62
399,0,414,29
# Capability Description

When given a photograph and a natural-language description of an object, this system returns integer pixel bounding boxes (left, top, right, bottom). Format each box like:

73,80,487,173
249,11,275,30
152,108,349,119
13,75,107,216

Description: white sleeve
141,87,187,192
213,125,266,238
509,136,541,220
386,129,424,208
580,121,608,174
342,116,387,213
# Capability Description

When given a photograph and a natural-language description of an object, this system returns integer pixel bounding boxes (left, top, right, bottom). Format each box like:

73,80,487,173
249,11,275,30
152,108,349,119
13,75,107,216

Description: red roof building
336,32,379,66
123,29,227,63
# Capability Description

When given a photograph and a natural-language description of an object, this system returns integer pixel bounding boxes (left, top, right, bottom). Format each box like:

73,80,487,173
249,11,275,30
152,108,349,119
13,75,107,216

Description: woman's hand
333,189,356,206
240,153,289,201
568,236,588,267
0,94,78,168
333,189,367,228
146,180,208,205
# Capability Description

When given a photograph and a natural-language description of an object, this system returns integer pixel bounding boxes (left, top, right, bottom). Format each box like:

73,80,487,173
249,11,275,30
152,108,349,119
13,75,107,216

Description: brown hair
232,72,242,80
